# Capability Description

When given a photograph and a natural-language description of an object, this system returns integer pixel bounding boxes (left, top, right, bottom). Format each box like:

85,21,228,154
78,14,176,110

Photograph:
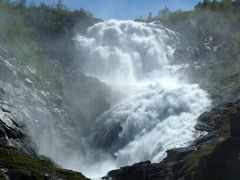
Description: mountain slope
0,90,88,180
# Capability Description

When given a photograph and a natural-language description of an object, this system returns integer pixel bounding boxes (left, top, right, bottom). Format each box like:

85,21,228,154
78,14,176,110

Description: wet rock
106,161,168,180
0,103,35,155
196,107,240,180
0,59,17,84
106,100,240,180
0,101,88,180
166,147,196,162
0,87,5,100
197,138,240,180
229,110,240,137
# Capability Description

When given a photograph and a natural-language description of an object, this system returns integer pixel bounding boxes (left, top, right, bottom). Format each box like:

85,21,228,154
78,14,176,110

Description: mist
67,20,210,177
1,1,240,180
0,4,210,178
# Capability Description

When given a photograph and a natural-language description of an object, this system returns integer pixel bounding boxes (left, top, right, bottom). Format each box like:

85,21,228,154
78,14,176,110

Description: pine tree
203,0,210,8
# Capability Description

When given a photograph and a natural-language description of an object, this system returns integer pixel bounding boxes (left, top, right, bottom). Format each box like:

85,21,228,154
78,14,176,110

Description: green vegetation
0,171,6,180
0,147,88,180
148,0,240,103
0,2,100,178
0,1,46,66
181,118,230,177
182,144,216,174
0,0,99,96
0,0,97,62
0,0,239,179
181,105,233,177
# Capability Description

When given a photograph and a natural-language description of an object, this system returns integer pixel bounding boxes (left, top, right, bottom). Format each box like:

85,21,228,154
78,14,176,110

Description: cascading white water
0,19,210,179
74,20,211,178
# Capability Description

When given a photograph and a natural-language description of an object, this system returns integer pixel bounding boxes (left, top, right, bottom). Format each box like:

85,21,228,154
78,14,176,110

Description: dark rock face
197,105,240,180
0,91,34,155
198,138,240,180
105,100,240,180
229,109,240,137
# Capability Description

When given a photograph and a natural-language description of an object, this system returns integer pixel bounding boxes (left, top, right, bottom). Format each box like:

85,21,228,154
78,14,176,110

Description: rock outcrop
105,100,240,180
197,103,240,180
0,89,88,180
0,97,34,155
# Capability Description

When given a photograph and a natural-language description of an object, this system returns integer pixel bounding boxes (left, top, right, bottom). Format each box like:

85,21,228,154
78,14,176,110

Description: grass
0,147,88,180
181,145,217,174
181,112,232,177
0,171,6,180
217,117,231,138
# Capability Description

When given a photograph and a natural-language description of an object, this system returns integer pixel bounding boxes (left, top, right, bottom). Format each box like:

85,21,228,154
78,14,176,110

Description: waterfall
73,20,211,177
0,19,210,179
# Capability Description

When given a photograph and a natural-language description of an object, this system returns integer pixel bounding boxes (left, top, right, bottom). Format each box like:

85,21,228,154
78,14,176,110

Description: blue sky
29,0,201,19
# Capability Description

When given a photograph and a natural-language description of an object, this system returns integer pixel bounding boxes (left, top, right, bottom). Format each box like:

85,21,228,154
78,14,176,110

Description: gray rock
106,100,240,180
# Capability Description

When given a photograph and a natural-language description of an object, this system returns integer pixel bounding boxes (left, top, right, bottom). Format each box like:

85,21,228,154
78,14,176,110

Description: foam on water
73,20,211,178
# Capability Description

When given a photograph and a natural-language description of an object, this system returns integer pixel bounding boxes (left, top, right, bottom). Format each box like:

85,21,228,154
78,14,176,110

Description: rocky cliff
0,89,88,180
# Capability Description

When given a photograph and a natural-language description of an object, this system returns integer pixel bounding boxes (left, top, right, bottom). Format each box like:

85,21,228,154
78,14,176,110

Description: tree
147,12,153,20
56,0,67,11
158,7,170,19
15,0,26,8
223,0,233,9
203,0,210,8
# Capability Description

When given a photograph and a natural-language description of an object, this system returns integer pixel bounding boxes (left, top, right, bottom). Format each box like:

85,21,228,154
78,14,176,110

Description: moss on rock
181,144,216,174
0,147,88,180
